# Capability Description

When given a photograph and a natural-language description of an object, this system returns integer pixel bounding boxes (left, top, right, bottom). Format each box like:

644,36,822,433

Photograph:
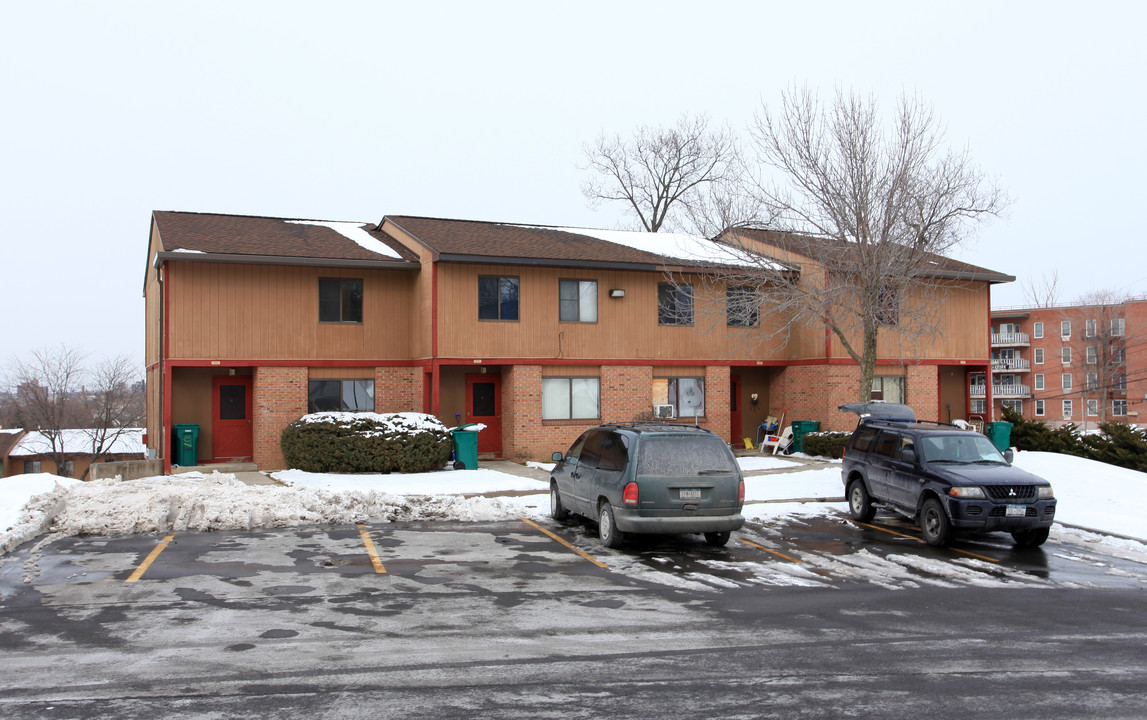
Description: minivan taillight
623,481,639,505
738,479,745,504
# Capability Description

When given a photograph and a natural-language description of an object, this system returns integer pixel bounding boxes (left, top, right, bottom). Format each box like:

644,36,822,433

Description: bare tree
581,113,747,234
1022,271,1061,308
6,345,87,473
1069,290,1136,428
80,354,145,477
720,87,1008,402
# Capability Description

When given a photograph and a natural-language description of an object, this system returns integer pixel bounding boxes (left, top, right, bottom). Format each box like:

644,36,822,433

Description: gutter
153,252,416,270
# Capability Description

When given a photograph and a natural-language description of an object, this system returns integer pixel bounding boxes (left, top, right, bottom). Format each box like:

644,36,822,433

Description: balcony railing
969,384,1031,399
991,358,1030,372
991,332,1030,346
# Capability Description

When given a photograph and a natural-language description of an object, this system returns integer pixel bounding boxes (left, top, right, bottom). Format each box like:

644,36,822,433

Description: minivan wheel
920,498,952,547
550,483,570,522
1011,527,1050,549
704,531,731,547
847,479,876,522
598,502,624,548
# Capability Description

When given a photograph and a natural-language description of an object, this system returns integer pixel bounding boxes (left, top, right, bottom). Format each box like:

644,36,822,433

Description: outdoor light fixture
609,288,625,298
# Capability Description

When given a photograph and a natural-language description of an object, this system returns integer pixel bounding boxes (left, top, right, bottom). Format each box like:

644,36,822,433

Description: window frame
1034,373,1045,391
1062,346,1072,364
1087,399,1099,417
318,277,364,324
541,376,601,421
1034,348,1044,365
478,275,520,321
1033,321,1044,339
1085,318,1096,338
1062,373,1073,391
307,378,375,413
558,279,598,324
1062,399,1073,418
667,376,706,417
1061,320,1072,339
871,376,906,404
1035,399,1045,417
1113,399,1128,416
726,286,760,328
1111,318,1126,336
24,460,42,474
658,282,694,326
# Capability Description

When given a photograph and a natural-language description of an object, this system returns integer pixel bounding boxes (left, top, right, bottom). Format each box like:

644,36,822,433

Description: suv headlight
949,487,986,499
1038,486,1054,499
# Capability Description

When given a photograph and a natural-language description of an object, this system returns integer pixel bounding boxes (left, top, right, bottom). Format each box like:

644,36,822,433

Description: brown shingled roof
153,211,418,263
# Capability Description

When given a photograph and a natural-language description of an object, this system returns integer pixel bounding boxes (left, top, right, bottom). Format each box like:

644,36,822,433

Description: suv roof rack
600,422,712,434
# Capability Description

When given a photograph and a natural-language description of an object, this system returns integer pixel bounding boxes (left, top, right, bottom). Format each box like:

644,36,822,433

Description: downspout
431,261,440,418
160,262,172,474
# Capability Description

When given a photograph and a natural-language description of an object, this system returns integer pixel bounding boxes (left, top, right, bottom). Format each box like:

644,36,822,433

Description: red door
730,374,743,445
465,374,502,456
212,376,253,462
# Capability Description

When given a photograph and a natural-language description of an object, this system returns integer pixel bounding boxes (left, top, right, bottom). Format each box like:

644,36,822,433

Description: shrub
280,412,453,474
802,431,850,459
1000,405,1147,472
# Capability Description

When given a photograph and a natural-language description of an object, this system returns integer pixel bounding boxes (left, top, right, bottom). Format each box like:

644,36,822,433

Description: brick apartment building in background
985,299,1147,427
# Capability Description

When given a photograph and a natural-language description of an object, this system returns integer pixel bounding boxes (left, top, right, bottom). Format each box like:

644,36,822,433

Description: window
1034,348,1044,365
1062,399,1073,417
1035,399,1045,417
726,286,760,327
1033,321,1044,339
1034,374,1044,391
1002,399,1023,414
479,276,520,320
1086,373,1098,390
1061,320,1071,339
307,379,374,413
1085,318,1096,337
668,377,705,416
1111,318,1126,336
24,460,41,474
60,460,75,478
658,283,694,325
877,286,900,326
871,376,905,404
582,430,629,472
1062,374,1072,391
1062,347,1071,364
319,278,363,323
1113,399,1128,416
559,279,597,323
1114,373,1127,391
1000,322,1021,334
1086,346,1097,364
542,377,600,420
1087,399,1099,417
970,399,986,414
1113,346,1126,364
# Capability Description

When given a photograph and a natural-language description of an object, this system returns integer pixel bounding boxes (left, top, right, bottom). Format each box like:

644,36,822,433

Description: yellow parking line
854,521,999,563
126,534,175,582
520,518,609,569
357,524,387,574
738,538,804,563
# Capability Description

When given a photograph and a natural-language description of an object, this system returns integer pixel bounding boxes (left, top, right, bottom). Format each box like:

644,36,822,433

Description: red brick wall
253,366,307,470
703,365,730,438
770,364,858,432
601,365,653,423
906,364,939,422
374,367,420,412
502,365,544,461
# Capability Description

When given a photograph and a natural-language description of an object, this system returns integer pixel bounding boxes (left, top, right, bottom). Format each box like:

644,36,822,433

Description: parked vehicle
550,423,745,548
839,403,1056,548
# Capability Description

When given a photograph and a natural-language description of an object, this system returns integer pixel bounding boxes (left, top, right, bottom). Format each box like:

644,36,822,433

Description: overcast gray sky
3,1,1144,367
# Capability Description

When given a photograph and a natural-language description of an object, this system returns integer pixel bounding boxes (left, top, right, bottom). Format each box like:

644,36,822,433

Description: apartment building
984,299,1147,426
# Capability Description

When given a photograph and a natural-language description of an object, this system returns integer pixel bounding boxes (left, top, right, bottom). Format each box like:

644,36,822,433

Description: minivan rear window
636,436,737,476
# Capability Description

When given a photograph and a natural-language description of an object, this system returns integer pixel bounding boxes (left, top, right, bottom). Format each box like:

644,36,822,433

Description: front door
465,374,502,456
212,376,253,462
730,374,743,445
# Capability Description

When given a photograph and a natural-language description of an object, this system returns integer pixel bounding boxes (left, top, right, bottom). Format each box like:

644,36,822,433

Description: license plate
1006,505,1027,517
679,489,702,500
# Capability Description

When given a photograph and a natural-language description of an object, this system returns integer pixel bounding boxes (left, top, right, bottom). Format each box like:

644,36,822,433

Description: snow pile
0,474,80,555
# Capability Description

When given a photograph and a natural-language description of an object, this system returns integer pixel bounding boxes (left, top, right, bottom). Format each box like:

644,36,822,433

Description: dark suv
840,403,1056,548
550,423,745,548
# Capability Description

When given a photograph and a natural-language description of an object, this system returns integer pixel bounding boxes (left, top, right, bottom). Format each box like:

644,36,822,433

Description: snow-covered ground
1,451,1143,558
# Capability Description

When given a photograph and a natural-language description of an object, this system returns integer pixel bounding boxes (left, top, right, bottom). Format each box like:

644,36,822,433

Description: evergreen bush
801,431,851,459
1000,405,1147,472
280,412,453,474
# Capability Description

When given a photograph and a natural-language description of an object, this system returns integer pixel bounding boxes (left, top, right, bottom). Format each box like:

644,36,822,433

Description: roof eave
154,252,418,271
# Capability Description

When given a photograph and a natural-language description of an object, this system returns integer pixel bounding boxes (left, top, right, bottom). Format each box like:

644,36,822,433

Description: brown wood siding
165,262,417,360
145,222,162,368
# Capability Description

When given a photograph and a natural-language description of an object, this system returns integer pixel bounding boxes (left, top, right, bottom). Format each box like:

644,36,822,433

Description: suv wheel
598,502,624,548
704,531,731,547
847,479,876,522
920,498,952,547
1011,527,1050,549
550,482,570,522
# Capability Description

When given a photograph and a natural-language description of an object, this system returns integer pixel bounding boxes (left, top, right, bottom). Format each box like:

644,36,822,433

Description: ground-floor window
871,376,905,404
970,399,986,415
1062,399,1073,418
542,377,600,420
1113,399,1127,416
60,460,75,478
1001,399,1023,415
667,377,706,417
1087,399,1099,417
308,379,375,413
24,460,41,474
1035,399,1045,416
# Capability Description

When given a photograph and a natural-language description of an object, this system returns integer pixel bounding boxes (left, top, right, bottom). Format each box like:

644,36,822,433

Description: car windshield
919,434,1005,464
636,436,738,476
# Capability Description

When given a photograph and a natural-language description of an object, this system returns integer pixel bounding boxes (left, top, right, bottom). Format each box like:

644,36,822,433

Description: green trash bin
984,421,1012,452
790,420,820,453
172,423,199,466
451,423,480,470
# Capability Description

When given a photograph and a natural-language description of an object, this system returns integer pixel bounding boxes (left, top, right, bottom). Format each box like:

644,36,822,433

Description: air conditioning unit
653,404,676,420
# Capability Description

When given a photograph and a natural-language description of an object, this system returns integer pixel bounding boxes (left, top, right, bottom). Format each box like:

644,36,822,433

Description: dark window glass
658,283,693,325
726,286,760,327
873,432,899,458
852,427,878,452
308,380,342,412
307,379,374,413
582,431,628,472
479,276,519,320
472,381,496,416
219,384,246,420
319,278,363,323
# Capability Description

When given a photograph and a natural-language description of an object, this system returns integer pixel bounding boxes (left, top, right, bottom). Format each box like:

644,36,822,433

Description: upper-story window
1061,320,1071,339
1085,318,1097,337
1034,348,1044,364
319,278,363,323
726,286,760,327
1086,346,1097,364
479,276,520,321
559,279,597,323
1111,318,1126,336
877,286,900,326
1062,347,1072,364
1033,321,1044,339
658,283,694,326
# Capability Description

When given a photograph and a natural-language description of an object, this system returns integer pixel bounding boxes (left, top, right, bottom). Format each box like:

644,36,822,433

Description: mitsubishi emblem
1008,488,1016,497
